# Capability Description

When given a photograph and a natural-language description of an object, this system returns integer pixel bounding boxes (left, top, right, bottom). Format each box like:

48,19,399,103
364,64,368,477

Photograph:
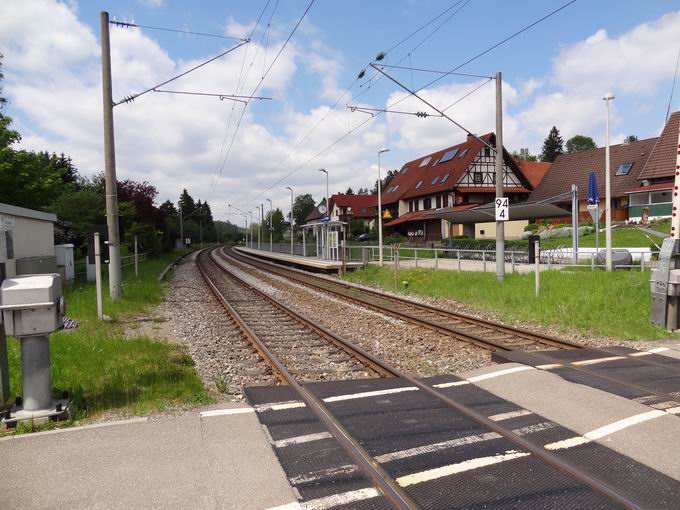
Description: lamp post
257,205,262,250
241,213,248,245
266,199,273,252
286,186,294,255
377,148,390,267
603,93,615,272
319,168,329,260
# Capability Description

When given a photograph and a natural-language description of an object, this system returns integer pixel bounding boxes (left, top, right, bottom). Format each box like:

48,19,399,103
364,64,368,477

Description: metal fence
74,252,149,281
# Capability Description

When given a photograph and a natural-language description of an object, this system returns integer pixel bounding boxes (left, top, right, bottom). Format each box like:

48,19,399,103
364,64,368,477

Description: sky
1,0,680,223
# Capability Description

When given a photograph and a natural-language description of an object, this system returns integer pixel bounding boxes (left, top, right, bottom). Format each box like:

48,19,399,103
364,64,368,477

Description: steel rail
196,249,418,510
207,250,398,379
202,248,641,510
224,247,581,351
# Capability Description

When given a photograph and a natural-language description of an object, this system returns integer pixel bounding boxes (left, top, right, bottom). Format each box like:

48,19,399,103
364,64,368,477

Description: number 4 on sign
495,197,509,221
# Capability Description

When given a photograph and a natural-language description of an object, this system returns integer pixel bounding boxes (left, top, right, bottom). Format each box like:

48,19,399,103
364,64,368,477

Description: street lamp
377,148,390,267
257,205,262,251
319,168,329,260
285,186,294,255
603,93,615,272
266,199,273,252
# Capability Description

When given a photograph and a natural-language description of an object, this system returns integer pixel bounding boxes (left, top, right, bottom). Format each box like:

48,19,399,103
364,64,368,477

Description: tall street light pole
319,168,329,260
377,148,390,267
257,205,262,250
266,199,273,252
100,11,123,299
603,93,615,272
286,186,294,255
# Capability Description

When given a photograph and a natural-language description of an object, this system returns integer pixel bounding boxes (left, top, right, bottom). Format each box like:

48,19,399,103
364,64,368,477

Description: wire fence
74,252,149,281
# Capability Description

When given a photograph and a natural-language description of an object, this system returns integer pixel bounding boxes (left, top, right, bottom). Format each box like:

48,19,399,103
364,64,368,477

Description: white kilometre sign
495,197,509,221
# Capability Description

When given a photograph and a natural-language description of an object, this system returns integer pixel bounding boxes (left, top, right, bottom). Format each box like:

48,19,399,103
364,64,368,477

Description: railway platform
234,246,364,274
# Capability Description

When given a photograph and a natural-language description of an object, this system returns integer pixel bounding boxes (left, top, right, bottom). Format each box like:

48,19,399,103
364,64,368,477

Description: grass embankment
539,226,663,249
345,265,677,341
5,249,211,430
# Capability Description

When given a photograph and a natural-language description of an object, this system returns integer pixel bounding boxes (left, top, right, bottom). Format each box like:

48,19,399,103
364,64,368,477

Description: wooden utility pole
100,11,122,299
495,71,505,283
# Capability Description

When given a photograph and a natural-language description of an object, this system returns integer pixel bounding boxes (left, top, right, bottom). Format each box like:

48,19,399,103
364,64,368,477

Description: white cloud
224,16,256,39
141,0,163,7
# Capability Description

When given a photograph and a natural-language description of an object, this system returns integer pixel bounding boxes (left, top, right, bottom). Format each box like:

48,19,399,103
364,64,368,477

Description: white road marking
288,464,358,486
488,409,533,422
629,351,652,357
536,363,563,369
648,347,670,353
324,386,418,403
273,432,333,448
200,407,254,418
571,356,626,367
266,502,302,510
545,410,667,450
255,401,307,412
665,406,680,414
300,487,381,510
375,432,501,463
433,380,469,388
467,366,535,382
396,450,530,487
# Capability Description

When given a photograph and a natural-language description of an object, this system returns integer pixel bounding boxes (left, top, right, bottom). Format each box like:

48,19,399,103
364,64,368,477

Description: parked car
355,233,371,241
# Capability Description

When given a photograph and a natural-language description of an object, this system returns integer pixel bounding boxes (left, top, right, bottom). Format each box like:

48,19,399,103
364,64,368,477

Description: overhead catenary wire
241,0,473,204
109,19,247,41
245,0,577,203
374,64,493,80
153,89,272,103
113,39,249,106
206,0,316,205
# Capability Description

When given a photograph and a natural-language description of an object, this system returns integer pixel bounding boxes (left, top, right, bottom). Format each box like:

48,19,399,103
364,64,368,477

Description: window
401,166,409,174
431,176,440,185
419,156,432,167
616,163,633,176
629,193,648,206
432,158,439,166
414,201,420,212
435,196,442,208
439,148,459,163
409,201,414,213
484,147,491,157
424,198,432,210
440,173,450,183
458,148,469,158
651,191,672,204
389,184,399,192
473,172,483,184
415,180,423,189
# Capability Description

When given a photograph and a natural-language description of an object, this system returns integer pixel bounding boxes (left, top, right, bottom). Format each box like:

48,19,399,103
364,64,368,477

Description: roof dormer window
419,157,432,167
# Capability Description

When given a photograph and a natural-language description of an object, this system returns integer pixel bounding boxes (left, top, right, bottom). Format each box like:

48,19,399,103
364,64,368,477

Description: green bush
524,223,541,233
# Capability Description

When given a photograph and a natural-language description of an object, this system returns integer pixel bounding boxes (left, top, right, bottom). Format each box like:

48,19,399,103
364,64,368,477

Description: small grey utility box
1,274,64,336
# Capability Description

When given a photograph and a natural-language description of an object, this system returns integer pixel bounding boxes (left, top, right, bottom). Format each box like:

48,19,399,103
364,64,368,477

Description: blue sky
1,0,679,220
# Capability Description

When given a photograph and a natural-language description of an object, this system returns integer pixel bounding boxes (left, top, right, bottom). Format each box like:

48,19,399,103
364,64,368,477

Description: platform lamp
377,148,390,267
319,168,329,260
266,199,273,252
285,186,294,255
603,93,615,272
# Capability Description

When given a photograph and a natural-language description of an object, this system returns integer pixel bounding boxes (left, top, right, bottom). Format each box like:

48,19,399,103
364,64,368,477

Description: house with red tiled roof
381,133,535,241
529,136,657,222
626,111,680,221
328,193,377,232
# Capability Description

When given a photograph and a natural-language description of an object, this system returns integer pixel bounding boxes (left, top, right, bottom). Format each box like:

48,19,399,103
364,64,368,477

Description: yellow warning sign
382,210,393,219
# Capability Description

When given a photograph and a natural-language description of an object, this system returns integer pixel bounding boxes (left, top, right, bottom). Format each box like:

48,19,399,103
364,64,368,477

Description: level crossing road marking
272,432,333,448
488,409,533,421
396,449,531,487
544,409,667,451
298,487,381,510
323,386,419,402
572,356,626,366
199,407,255,417
535,347,677,370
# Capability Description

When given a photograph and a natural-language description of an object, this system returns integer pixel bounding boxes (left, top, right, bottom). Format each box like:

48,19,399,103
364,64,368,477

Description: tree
540,126,564,162
372,169,397,194
345,187,354,195
624,134,638,143
292,193,316,227
565,135,597,153
178,189,196,217
512,148,537,162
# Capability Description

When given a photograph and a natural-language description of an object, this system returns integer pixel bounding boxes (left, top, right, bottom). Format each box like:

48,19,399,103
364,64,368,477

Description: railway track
221,246,582,353
195,247,647,510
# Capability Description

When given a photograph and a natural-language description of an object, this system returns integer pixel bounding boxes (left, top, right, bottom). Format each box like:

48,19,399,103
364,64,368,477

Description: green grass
344,265,678,341
539,226,663,249
4,249,211,431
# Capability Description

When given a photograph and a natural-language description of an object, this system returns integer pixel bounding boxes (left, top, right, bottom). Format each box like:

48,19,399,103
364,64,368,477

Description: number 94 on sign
495,197,509,221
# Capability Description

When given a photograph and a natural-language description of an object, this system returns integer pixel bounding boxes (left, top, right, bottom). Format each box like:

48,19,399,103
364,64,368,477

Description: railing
239,241,659,272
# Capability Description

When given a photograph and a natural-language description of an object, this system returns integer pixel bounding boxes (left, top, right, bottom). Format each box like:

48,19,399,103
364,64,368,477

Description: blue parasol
587,171,599,205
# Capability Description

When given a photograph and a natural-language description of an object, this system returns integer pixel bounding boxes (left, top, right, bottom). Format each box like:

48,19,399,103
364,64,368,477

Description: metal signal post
495,72,505,283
